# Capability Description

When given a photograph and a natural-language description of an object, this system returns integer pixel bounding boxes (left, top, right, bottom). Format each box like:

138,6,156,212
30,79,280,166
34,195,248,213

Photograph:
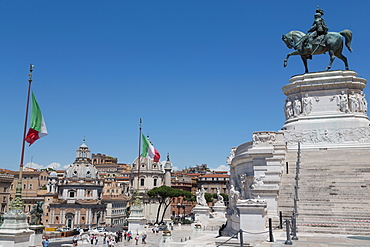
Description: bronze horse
282,30,352,73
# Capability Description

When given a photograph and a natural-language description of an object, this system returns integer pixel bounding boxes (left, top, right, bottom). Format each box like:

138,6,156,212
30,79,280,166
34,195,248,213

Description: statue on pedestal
216,188,224,205
282,7,353,73
30,201,43,225
196,185,207,206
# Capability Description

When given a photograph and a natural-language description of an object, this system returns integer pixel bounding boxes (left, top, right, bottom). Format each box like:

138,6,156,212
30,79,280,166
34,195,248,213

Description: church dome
65,162,99,180
49,171,58,178
64,140,100,180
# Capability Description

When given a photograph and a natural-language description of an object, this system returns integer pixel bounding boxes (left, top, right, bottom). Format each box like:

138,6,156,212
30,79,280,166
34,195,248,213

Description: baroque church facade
44,142,107,229
129,154,172,222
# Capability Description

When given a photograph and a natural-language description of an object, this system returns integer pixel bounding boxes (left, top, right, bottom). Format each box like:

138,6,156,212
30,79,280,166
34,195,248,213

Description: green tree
147,185,192,224
212,193,229,202
204,193,214,203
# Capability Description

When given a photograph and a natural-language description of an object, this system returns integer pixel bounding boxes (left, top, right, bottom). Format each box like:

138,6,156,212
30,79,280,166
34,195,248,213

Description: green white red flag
25,92,48,145
141,133,160,162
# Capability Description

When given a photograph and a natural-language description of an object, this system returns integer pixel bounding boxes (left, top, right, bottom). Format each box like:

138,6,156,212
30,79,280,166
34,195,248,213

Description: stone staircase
277,147,370,235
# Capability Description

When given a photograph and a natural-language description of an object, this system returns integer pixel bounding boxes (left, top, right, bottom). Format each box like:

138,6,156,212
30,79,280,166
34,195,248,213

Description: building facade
45,142,106,229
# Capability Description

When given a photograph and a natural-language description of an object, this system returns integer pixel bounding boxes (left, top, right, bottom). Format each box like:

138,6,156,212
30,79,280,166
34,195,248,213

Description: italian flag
141,133,160,162
25,92,48,145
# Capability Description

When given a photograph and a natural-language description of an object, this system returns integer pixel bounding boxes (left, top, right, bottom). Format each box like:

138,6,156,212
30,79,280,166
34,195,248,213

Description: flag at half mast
25,92,48,145
141,133,160,162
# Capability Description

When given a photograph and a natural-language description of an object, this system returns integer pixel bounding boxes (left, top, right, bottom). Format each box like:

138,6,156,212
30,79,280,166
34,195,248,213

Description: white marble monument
128,198,146,234
223,70,370,238
192,186,210,227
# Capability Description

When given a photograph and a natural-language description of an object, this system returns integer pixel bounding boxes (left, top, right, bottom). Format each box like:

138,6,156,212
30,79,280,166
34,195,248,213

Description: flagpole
137,118,142,192
11,64,34,211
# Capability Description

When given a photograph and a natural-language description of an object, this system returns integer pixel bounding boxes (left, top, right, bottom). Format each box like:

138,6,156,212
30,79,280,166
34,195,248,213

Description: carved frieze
283,127,370,144
253,132,277,146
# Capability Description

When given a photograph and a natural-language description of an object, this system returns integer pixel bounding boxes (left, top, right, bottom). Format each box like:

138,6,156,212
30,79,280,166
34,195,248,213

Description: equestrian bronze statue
282,7,352,73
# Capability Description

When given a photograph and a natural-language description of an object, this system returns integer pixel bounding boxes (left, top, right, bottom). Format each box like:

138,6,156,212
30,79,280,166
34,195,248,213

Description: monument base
212,204,226,218
0,210,34,247
237,199,268,244
28,225,45,247
192,205,210,226
127,204,146,234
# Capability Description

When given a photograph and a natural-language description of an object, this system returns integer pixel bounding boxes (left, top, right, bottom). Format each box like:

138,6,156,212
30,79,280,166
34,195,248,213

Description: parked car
97,226,106,232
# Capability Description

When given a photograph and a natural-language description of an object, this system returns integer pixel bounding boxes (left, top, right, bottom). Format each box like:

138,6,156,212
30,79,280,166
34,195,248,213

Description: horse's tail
340,29,353,52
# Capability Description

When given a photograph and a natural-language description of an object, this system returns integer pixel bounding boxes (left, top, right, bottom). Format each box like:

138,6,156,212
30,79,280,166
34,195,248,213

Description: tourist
114,231,118,242
127,231,132,242
109,238,116,247
107,236,112,247
95,234,98,245
42,238,49,247
123,230,127,240
134,234,139,245
141,233,147,244
90,234,95,244
103,233,107,244
72,235,78,246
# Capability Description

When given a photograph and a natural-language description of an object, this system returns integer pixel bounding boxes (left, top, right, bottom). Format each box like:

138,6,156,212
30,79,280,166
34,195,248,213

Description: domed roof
65,162,99,180
49,171,58,178
64,141,99,180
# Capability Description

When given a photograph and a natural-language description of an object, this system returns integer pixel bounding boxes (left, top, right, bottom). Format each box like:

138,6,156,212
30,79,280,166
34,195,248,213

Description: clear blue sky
2,1,370,171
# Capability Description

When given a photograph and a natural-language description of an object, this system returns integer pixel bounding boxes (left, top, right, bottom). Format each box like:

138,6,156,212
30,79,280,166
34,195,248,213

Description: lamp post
292,142,300,240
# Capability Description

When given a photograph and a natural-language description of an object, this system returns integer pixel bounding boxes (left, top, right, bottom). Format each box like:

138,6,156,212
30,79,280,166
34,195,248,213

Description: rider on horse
300,7,329,52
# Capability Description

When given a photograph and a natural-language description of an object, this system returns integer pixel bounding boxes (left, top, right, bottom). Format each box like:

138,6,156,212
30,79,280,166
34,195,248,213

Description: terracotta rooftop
199,174,229,178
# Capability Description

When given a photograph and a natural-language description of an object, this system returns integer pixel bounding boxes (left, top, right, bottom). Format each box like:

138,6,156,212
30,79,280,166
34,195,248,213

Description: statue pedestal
28,225,45,247
192,205,210,226
236,199,268,244
282,70,370,148
159,231,172,247
128,204,146,234
212,203,226,218
0,210,34,247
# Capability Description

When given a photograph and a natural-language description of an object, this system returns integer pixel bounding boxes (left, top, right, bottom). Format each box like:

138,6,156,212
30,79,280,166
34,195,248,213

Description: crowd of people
69,229,148,246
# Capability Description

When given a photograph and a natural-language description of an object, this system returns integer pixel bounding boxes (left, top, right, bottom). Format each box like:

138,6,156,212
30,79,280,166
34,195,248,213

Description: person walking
141,233,147,244
42,238,49,247
127,231,132,242
90,234,95,244
72,235,78,246
103,233,107,245
94,234,98,245
134,234,139,245
109,237,116,247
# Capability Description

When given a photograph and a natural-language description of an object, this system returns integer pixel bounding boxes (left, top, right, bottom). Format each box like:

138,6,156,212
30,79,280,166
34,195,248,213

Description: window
29,184,33,190
3,187,7,192
23,184,26,190
69,191,75,197
153,178,157,187
140,178,145,186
